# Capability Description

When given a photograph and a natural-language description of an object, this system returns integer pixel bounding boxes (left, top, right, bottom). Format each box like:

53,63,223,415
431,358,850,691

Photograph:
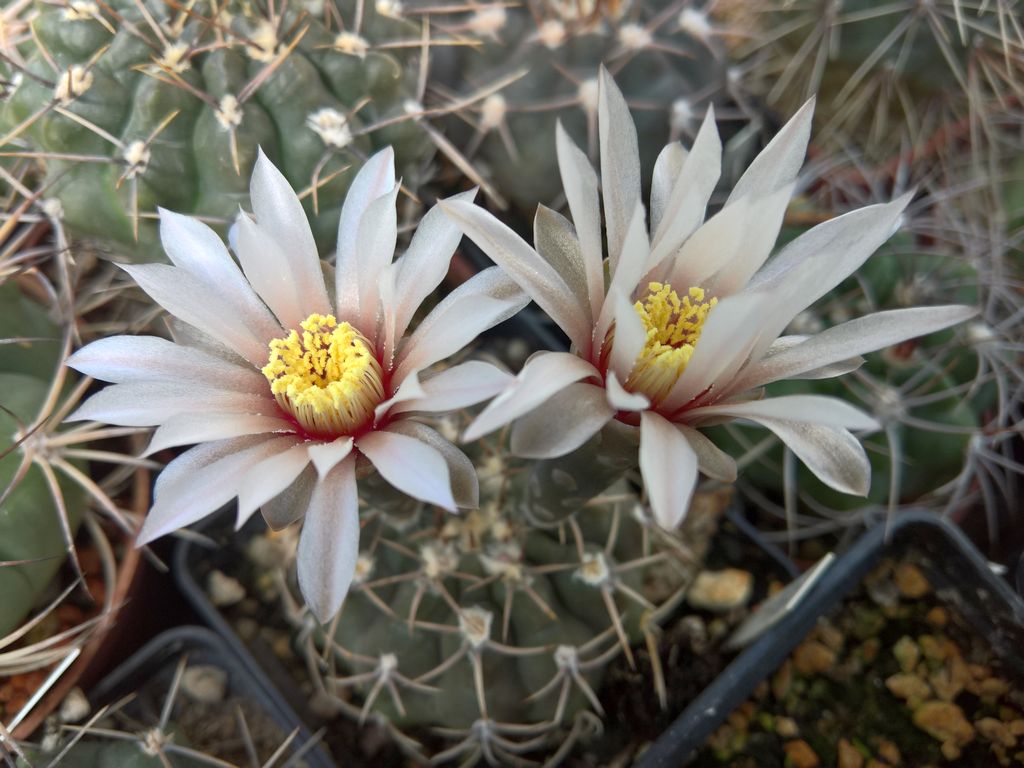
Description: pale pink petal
392,268,528,385
249,150,325,311
660,292,770,412
509,382,614,459
138,435,297,544
354,183,400,335
262,466,316,530
67,335,265,392
234,212,329,331
463,352,599,442
357,429,456,511
375,370,425,423
594,204,649,355
336,148,396,313
307,436,355,477
69,381,274,426
535,204,593,344
748,419,871,496
639,411,698,529
297,456,360,622
158,208,256,300
144,412,293,455
726,98,813,205
555,120,604,320
235,441,312,526
121,263,280,365
674,425,736,482
390,361,514,417
604,289,647,384
650,142,687,240
599,66,641,276
165,317,248,367
649,108,721,269
386,420,478,509
439,199,590,350
665,197,751,289
689,394,879,431
731,305,978,394
388,188,478,356
605,370,649,412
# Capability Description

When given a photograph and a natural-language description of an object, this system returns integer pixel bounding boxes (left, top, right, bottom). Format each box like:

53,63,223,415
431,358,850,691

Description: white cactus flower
441,68,976,531
67,148,527,621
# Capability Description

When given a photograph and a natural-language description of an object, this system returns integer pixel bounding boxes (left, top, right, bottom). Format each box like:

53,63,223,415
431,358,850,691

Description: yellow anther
625,282,716,404
262,314,383,436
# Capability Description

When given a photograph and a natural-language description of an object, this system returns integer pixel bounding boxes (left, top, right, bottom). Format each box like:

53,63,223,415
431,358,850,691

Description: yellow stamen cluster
625,282,716,404
262,314,383,436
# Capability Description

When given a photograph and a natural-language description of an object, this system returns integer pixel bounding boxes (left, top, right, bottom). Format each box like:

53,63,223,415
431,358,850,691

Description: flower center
262,313,384,437
625,282,716,404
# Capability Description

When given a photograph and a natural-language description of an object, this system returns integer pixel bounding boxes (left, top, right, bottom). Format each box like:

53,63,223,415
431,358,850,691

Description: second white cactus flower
441,68,976,530
67,148,528,622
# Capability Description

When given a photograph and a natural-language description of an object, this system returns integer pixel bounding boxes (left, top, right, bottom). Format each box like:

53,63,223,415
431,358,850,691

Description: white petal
605,370,649,412
535,204,593,340
165,316,248,367
439,199,590,350
675,425,736,482
650,108,721,268
732,305,978,393
650,142,687,240
357,428,456,510
250,150,326,316
599,67,642,276
307,436,355,477
463,352,599,442
158,208,253,299
138,435,296,544
749,418,871,496
336,148,396,313
69,381,274,426
144,412,292,455
703,184,794,297
235,441,312,526
726,98,813,205
556,120,604,320
354,182,400,335
660,292,770,412
594,204,649,355
386,420,478,508
121,263,281,365
390,361,514,417
297,456,360,622
234,212,329,331
689,394,880,432
639,411,698,529
67,335,265,392
509,382,614,459
262,466,316,530
605,289,646,384
375,369,425,423
393,267,528,385
389,188,478,354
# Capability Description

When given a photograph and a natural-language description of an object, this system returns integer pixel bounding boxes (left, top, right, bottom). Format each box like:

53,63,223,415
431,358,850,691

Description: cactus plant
0,0,433,257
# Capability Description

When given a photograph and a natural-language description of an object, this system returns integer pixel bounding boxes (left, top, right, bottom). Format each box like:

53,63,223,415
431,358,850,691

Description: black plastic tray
89,626,335,768
637,510,1024,767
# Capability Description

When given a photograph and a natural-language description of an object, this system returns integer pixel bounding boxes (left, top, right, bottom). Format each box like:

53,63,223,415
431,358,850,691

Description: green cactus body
18,737,208,768
293,420,721,762
0,284,84,637
444,0,729,209
1,0,432,257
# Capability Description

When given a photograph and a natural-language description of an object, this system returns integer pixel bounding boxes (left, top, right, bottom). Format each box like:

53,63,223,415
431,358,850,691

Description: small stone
686,569,753,612
772,660,793,701
886,673,932,705
1008,720,1024,737
976,717,1017,748
58,687,90,723
929,656,970,701
816,622,845,654
925,606,949,628
918,634,955,663
181,665,228,703
978,676,1011,699
783,739,820,768
893,562,931,598
207,570,245,607
775,716,799,738
877,738,901,764
912,701,975,756
793,640,836,675
893,636,920,673
836,739,864,768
